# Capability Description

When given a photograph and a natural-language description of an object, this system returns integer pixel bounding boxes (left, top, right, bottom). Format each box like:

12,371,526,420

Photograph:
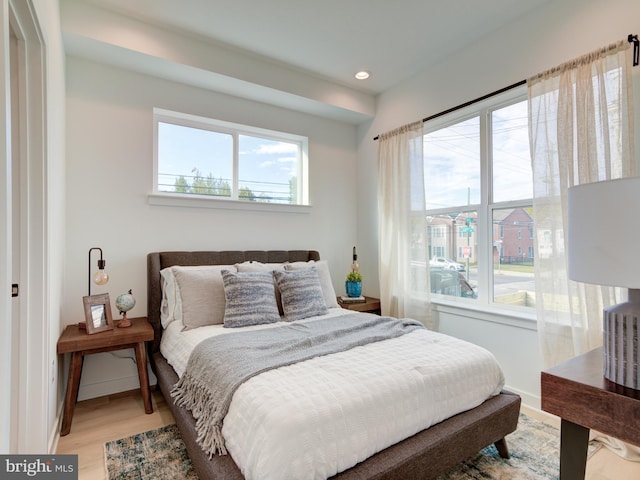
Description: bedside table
57,316,154,436
337,296,381,315
541,348,640,479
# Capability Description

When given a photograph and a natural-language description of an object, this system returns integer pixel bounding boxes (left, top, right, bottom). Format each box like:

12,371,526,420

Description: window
153,109,309,206
424,89,535,308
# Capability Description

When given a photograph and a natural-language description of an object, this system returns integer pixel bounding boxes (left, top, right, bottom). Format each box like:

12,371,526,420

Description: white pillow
284,260,340,308
235,261,288,273
164,265,236,330
160,267,180,328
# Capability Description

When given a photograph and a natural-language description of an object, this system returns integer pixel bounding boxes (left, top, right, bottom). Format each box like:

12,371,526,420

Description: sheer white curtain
528,39,635,368
529,40,638,459
377,121,432,327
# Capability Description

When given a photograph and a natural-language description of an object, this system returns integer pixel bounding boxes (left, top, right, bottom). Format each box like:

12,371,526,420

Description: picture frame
82,293,114,334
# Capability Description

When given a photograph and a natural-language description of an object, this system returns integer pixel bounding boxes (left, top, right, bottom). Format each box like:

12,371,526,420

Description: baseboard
77,375,142,402
501,384,561,427
49,402,64,454
76,366,158,402
503,383,540,412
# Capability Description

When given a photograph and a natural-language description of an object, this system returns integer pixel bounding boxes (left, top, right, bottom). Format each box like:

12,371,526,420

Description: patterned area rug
105,414,591,479
437,413,561,479
105,424,197,479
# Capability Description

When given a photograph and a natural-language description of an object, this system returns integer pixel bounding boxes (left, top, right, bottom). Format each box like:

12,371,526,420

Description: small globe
116,290,136,314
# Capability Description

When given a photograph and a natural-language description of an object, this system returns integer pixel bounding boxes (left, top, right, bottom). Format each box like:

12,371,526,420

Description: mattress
160,309,505,480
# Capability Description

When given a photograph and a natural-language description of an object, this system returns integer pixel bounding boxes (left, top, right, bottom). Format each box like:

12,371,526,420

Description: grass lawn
493,263,534,274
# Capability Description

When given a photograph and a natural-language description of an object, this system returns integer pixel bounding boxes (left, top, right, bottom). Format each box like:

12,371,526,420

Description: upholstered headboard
146,250,321,357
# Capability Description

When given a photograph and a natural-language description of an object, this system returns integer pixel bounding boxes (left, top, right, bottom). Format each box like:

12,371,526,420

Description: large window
424,89,535,308
153,109,309,206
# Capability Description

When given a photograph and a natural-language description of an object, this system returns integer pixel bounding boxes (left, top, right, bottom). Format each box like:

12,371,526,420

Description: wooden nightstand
57,316,154,436
337,296,381,315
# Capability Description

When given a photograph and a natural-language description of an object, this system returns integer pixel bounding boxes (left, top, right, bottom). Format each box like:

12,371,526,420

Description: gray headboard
146,250,321,358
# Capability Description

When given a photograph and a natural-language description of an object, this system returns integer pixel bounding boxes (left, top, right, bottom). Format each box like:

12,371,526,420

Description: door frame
1,0,49,453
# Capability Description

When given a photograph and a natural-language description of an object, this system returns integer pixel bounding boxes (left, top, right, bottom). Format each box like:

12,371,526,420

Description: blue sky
157,122,298,200
424,99,531,210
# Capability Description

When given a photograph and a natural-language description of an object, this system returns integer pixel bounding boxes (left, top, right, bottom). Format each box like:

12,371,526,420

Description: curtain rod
372,79,526,141
629,34,639,66
374,33,639,141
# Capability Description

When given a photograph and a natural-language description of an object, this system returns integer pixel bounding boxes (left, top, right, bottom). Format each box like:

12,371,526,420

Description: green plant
346,271,362,282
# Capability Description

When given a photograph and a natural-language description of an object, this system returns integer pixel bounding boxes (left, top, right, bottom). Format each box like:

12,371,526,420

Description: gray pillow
284,260,340,308
235,261,287,314
273,268,329,321
221,270,281,328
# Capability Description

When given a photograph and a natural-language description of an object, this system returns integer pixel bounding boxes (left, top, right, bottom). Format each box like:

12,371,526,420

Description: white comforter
161,309,505,480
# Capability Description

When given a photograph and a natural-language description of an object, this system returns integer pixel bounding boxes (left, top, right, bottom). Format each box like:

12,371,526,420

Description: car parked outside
430,268,477,299
429,256,465,271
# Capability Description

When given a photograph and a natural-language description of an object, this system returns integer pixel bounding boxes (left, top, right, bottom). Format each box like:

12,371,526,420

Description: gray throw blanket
170,313,424,457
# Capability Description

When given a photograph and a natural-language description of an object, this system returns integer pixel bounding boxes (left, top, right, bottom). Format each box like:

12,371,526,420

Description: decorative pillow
235,262,288,314
172,265,236,330
221,270,281,328
284,260,340,308
160,267,180,328
235,261,288,272
273,268,329,321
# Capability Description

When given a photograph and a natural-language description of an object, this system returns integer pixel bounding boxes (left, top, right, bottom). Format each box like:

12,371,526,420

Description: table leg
134,342,153,414
560,419,590,480
60,352,84,436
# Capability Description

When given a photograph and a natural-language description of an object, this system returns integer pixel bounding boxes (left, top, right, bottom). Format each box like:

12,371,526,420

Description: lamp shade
567,177,640,289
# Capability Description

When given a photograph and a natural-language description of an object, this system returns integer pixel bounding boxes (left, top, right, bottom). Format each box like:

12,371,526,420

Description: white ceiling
78,0,551,95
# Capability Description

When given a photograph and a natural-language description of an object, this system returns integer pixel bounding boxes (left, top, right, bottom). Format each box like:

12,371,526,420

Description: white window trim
147,191,312,213
433,299,538,331
403,292,538,330
150,108,310,211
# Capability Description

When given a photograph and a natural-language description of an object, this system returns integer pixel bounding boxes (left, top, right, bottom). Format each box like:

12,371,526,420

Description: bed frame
147,250,521,480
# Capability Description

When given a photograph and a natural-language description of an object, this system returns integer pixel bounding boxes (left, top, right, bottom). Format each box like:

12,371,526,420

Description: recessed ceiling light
355,70,371,80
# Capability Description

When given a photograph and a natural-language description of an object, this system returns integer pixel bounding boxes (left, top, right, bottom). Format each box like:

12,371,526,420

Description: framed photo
83,293,114,334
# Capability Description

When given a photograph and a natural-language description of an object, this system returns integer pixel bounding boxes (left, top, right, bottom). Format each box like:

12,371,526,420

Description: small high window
153,109,309,206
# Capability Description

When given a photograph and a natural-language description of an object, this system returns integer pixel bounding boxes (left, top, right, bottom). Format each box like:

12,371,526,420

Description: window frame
150,108,310,212
424,86,534,315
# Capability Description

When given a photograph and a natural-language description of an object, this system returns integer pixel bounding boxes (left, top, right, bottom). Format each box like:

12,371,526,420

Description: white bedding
161,309,505,480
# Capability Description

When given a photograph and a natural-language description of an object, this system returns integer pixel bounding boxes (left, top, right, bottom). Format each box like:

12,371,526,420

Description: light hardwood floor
56,389,174,479
57,389,640,480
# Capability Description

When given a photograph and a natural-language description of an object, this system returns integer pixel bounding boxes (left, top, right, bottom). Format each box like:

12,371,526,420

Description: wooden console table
541,347,640,479
57,316,154,436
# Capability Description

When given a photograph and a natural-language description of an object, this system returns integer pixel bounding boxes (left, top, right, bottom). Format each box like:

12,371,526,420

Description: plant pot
345,281,362,298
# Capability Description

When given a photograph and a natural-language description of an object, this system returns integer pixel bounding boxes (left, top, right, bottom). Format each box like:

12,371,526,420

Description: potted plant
345,271,363,298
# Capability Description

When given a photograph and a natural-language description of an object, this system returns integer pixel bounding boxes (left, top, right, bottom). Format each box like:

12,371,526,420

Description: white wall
64,56,358,399
357,0,640,408
33,0,67,453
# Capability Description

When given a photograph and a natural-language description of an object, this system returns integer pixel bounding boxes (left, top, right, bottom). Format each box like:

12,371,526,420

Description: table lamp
567,177,640,390
88,247,109,296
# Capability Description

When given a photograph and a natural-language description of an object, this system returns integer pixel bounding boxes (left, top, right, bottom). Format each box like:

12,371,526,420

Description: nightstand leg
60,352,84,436
559,419,590,480
134,342,153,414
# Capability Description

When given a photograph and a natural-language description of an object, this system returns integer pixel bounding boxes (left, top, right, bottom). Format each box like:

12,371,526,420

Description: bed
147,250,521,480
